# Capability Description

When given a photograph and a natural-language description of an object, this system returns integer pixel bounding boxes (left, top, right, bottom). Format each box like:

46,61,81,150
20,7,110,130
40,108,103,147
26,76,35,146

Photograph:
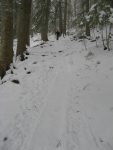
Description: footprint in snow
26,71,31,74
11,79,20,84
76,110,80,113
58,51,63,53
1,137,12,150
41,54,47,57
33,61,37,64
82,83,90,90
49,66,54,69
99,138,104,143
3,137,8,142
56,140,62,148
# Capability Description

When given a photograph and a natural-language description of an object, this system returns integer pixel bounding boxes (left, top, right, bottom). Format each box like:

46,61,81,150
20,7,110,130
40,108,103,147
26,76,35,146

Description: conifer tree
63,0,68,35
0,0,13,78
16,0,32,60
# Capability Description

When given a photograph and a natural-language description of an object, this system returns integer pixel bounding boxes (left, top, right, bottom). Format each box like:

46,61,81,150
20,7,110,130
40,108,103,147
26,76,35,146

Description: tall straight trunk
63,0,67,35
0,0,13,78
85,0,90,36
16,0,32,60
13,0,19,38
67,6,70,35
40,0,51,41
25,0,32,46
74,0,77,19
0,2,1,36
111,1,113,7
59,0,63,34
54,4,58,32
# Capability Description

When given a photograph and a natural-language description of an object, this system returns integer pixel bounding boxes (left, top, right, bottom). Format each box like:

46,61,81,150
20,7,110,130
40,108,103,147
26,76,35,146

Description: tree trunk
0,0,13,78
63,0,67,35
40,0,51,41
41,30,48,41
13,0,18,38
54,4,58,32
59,0,63,34
25,0,32,46
85,0,90,36
111,1,113,7
16,0,32,60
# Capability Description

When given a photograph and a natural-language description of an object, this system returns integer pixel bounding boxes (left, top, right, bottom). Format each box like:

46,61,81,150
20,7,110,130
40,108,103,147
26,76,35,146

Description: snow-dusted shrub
88,2,113,50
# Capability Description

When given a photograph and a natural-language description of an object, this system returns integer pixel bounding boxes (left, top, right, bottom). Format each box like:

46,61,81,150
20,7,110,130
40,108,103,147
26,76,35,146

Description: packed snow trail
28,38,113,150
29,58,74,150
0,36,113,150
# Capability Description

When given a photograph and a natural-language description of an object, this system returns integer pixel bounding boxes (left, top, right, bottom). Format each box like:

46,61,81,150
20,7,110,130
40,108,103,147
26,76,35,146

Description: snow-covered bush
88,2,113,50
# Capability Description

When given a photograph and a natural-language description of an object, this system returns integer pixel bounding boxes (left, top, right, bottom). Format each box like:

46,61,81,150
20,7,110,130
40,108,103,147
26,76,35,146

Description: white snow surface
0,35,113,150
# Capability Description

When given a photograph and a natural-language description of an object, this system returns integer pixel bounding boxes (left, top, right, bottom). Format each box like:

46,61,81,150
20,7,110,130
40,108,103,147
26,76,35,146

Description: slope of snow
0,35,113,150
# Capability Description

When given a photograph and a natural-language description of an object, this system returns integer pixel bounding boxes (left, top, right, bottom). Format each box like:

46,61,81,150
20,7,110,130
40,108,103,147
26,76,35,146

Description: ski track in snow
28,58,73,150
0,36,113,150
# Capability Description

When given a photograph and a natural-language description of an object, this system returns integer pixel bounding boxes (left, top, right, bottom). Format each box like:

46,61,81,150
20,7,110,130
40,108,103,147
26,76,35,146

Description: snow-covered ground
0,34,113,150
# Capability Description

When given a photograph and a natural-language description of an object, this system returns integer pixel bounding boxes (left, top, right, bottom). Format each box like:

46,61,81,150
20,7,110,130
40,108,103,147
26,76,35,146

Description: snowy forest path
28,57,74,150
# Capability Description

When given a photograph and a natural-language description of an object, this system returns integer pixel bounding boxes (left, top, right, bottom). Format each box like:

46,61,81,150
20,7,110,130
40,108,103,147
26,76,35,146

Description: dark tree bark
63,0,67,35
25,0,32,46
111,1,113,7
40,0,51,41
54,3,58,32
85,0,90,36
16,0,32,60
13,0,18,38
0,0,13,78
59,0,63,34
